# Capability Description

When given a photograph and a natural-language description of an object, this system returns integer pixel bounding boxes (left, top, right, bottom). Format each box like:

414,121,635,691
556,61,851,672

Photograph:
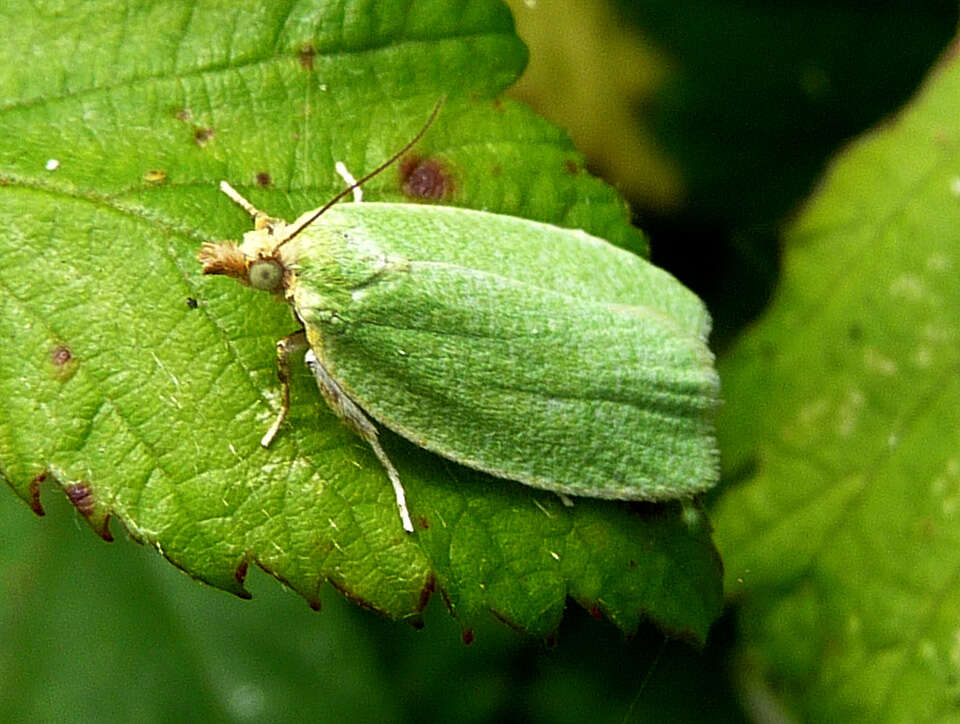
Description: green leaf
0,0,720,638
712,38,960,720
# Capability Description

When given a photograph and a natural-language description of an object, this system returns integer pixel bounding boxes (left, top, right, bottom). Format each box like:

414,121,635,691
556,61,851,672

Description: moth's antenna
277,98,445,248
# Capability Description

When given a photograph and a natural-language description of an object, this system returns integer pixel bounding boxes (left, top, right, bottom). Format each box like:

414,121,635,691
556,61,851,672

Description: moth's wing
305,258,719,501
321,204,712,342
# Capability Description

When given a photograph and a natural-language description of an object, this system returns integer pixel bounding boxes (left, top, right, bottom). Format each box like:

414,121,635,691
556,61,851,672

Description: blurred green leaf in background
714,32,960,723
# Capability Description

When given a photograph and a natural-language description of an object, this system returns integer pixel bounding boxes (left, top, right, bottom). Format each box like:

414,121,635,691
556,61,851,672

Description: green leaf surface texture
712,36,960,720
0,0,721,638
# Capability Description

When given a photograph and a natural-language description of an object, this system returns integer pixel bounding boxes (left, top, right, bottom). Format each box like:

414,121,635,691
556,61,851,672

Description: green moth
198,113,719,533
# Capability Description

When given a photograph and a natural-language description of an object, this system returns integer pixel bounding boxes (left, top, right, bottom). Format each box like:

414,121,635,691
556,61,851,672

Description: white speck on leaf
889,274,933,303
45,158,59,171
835,388,864,437
912,346,933,368
863,347,897,375
927,253,951,272
225,683,266,721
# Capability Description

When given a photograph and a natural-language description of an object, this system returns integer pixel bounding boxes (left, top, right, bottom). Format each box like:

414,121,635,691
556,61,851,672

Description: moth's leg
334,162,363,203
261,330,309,448
304,349,414,533
219,181,272,230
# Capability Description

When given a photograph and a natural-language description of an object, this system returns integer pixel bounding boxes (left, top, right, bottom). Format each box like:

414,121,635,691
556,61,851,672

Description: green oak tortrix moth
198,108,719,533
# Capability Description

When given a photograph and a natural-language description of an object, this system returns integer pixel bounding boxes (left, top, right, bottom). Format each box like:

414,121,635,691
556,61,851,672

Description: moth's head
197,233,287,293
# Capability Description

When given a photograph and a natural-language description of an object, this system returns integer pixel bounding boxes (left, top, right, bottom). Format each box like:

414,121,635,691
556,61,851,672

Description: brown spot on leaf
628,559,637,569
235,560,249,587
461,628,475,645
400,156,455,200
65,482,94,517
418,515,430,530
96,516,114,542
186,297,199,309
194,127,215,147
299,45,315,69
563,159,580,175
438,587,454,613
174,108,193,122
51,345,72,366
65,482,113,541
490,163,502,177
255,172,271,187
143,169,167,184
418,575,435,612
49,344,77,382
28,472,46,516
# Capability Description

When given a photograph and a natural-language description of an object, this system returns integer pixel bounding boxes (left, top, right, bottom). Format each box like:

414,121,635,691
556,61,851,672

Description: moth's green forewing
290,203,719,501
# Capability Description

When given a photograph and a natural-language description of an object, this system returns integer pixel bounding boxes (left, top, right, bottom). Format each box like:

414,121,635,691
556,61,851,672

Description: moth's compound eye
248,259,283,290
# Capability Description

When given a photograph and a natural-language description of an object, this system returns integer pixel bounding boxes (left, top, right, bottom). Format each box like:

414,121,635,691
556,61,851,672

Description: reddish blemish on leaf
461,628,475,645
419,575,435,612
49,344,77,382
194,127,215,146
256,172,271,187
28,472,46,516
235,560,249,586
50,345,71,366
400,156,455,200
95,520,114,541
65,482,94,517
64,482,113,541
418,515,430,530
438,587,454,613
298,45,315,69
589,606,604,620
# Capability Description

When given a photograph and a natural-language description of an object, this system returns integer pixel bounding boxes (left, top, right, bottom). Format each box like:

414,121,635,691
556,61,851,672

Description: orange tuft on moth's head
198,241,286,292
198,242,249,280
